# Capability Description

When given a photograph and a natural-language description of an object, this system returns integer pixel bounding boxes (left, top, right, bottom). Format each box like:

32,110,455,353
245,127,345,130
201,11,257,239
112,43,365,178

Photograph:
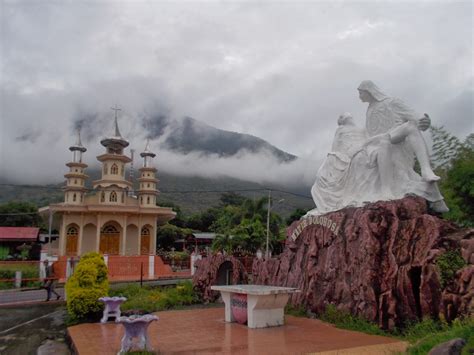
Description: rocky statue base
253,196,473,329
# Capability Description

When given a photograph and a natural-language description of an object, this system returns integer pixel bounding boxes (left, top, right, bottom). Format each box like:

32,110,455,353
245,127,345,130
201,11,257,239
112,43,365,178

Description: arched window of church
104,163,108,174
67,226,78,236
121,165,124,176
101,191,105,202
140,196,143,204
74,179,77,185
147,196,150,204
111,164,118,175
102,224,119,234
110,191,117,202
147,183,150,188
73,193,77,202
80,194,83,202
121,192,124,203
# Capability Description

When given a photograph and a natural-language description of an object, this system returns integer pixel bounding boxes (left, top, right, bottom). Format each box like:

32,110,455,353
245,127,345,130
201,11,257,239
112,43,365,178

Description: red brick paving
68,307,407,354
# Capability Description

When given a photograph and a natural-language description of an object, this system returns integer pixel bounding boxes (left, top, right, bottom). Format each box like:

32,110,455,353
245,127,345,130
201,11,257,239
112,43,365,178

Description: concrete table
211,285,299,328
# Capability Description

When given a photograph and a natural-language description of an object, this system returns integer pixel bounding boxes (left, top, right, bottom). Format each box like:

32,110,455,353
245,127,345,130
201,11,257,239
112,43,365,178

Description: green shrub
319,304,385,336
285,304,307,317
436,249,467,288
0,246,10,260
406,318,474,354
110,281,199,313
65,252,109,322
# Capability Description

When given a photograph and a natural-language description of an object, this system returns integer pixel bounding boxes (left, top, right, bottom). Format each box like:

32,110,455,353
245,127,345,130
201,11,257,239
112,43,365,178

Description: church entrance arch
140,225,152,255
100,222,121,255
65,224,79,256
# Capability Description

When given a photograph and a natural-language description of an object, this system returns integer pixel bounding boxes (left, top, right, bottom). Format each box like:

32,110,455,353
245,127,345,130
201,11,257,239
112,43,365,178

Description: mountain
0,114,313,217
0,171,314,218
145,115,297,162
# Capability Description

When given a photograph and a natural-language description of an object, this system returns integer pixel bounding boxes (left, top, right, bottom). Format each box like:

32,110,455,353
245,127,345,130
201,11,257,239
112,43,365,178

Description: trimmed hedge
65,252,109,322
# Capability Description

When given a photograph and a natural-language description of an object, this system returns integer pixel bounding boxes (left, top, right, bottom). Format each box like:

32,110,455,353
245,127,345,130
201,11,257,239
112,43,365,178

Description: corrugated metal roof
0,227,40,241
193,232,216,239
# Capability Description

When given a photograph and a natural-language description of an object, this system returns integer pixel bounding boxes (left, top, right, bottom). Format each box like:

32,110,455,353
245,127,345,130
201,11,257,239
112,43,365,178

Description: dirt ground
0,302,70,355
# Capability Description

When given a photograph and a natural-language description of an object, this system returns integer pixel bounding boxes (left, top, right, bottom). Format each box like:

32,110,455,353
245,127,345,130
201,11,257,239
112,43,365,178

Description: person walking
42,260,60,301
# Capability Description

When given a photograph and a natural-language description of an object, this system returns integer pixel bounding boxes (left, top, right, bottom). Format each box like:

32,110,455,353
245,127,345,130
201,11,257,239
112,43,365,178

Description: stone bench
210,285,299,328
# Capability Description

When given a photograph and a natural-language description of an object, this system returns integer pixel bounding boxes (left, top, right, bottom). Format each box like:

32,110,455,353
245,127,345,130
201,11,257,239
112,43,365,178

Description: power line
0,212,39,216
0,183,313,199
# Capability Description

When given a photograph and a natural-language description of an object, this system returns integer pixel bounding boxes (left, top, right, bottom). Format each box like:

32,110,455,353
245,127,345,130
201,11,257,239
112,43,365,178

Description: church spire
138,139,159,206
100,105,129,152
64,128,88,205
140,139,156,168
112,105,122,137
69,128,87,162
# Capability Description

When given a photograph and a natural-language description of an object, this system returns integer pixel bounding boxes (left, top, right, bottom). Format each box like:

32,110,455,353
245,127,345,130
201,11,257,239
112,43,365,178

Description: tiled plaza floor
68,307,408,354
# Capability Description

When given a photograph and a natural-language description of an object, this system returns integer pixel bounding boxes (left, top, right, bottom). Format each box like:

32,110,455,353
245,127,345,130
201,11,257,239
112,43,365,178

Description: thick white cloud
0,0,472,184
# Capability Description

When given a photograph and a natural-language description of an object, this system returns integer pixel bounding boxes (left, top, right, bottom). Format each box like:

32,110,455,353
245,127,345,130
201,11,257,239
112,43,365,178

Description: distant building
175,232,216,251
39,110,175,257
0,227,41,259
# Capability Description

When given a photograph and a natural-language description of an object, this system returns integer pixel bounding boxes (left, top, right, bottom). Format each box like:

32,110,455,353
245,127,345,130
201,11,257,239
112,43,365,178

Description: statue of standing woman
308,80,448,215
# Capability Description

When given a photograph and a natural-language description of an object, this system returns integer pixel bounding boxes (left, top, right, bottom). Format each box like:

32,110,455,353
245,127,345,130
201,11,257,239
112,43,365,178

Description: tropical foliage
432,127,474,226
0,201,46,229
210,195,283,253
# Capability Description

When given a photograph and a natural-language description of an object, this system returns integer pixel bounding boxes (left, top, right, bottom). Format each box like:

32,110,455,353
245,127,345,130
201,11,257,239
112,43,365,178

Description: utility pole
265,189,271,259
48,209,55,256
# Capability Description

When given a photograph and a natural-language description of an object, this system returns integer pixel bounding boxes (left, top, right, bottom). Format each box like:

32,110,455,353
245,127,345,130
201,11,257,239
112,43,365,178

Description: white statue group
308,80,448,215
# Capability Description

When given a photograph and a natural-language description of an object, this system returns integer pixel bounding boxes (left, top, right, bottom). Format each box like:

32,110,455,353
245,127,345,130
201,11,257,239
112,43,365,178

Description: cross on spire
111,105,121,119
111,105,122,137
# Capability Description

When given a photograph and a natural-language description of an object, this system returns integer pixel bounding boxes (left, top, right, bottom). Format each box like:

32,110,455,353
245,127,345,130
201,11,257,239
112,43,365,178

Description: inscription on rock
290,215,340,241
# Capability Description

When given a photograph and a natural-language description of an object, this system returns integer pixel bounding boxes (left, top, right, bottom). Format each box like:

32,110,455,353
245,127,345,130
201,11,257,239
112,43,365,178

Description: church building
39,111,175,257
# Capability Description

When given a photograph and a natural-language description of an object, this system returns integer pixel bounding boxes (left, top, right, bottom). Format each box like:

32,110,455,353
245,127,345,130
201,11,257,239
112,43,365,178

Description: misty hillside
0,171,314,218
145,115,296,162
1,115,312,217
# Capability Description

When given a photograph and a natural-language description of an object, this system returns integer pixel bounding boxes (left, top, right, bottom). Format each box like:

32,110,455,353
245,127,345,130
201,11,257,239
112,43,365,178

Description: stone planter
231,293,248,324
98,296,127,323
116,314,158,354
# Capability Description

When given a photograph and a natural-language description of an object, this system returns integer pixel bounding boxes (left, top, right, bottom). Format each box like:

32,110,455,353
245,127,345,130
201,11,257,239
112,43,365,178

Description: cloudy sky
1,0,472,185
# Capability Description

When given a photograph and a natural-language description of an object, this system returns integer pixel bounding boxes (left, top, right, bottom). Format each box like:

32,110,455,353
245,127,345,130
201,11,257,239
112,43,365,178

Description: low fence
160,256,191,270
0,255,191,290
0,260,43,289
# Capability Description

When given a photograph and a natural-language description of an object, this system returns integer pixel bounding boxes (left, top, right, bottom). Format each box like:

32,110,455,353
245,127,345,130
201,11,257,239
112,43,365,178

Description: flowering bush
65,252,109,322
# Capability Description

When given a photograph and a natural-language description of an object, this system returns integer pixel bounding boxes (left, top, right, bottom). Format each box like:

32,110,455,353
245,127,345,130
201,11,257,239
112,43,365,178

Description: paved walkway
68,307,408,354
0,287,65,305
0,278,191,306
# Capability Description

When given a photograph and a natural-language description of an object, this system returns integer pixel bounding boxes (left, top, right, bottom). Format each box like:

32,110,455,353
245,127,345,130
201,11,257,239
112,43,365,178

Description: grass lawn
285,304,474,355
109,280,201,313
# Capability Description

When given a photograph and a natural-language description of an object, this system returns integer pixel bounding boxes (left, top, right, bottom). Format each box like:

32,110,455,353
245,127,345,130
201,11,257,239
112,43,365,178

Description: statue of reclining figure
308,81,448,216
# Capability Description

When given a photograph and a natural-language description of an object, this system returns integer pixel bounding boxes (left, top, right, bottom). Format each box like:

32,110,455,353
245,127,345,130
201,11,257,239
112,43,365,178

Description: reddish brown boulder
252,196,473,329
193,254,248,302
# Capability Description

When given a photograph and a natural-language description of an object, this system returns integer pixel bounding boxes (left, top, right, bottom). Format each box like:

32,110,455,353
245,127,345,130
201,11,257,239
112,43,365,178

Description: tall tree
430,125,463,170
440,144,474,226
0,201,45,229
